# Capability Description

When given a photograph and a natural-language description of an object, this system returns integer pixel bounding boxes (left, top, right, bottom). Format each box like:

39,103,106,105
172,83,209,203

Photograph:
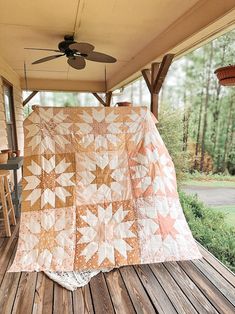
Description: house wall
0,55,23,183
0,55,23,153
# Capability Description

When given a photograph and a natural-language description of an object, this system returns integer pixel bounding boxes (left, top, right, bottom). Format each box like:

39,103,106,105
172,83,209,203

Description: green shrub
157,106,188,183
179,190,235,272
184,170,235,182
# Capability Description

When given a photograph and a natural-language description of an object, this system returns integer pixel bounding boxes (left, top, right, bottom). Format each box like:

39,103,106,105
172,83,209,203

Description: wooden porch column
141,54,174,120
105,91,112,107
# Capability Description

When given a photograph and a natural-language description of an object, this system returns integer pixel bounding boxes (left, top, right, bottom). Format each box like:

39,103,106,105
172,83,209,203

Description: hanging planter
116,101,132,106
214,65,235,86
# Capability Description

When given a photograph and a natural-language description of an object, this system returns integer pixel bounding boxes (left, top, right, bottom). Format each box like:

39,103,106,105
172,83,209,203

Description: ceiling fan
25,35,117,70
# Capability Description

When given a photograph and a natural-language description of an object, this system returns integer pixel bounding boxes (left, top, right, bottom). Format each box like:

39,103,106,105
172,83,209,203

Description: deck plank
53,283,73,314
164,261,219,314
192,258,235,306
150,262,198,314
0,237,5,249
11,272,38,314
0,240,21,314
134,264,177,314
89,273,115,314
105,269,135,314
0,224,19,285
0,237,17,285
120,265,156,314
197,242,235,287
179,260,235,314
72,284,94,314
0,272,21,313
33,272,54,314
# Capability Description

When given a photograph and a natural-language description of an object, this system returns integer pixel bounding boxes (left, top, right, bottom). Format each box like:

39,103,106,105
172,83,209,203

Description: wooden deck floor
0,223,234,314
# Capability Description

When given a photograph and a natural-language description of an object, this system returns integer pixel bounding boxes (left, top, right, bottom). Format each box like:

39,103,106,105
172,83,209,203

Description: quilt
9,105,202,272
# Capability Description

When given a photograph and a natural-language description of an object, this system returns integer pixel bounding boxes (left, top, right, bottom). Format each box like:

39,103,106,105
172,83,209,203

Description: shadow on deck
0,222,234,314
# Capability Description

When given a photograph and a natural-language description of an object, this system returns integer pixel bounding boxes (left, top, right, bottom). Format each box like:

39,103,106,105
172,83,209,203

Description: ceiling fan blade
67,56,86,70
85,51,116,63
69,42,94,54
25,48,61,52
32,54,64,64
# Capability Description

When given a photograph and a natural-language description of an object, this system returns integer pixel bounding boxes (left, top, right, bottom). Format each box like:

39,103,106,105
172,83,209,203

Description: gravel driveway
182,185,235,206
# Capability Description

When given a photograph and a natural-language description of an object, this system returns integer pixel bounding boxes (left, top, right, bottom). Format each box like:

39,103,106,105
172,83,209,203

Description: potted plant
214,64,235,86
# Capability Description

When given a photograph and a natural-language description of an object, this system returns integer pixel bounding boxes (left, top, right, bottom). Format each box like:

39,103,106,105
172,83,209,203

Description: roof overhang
0,0,234,92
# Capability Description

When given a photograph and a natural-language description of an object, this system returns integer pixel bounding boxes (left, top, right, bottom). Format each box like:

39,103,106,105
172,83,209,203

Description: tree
200,41,213,171
160,30,235,175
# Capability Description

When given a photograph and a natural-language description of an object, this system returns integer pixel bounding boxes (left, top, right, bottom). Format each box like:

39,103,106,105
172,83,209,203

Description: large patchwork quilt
9,106,202,272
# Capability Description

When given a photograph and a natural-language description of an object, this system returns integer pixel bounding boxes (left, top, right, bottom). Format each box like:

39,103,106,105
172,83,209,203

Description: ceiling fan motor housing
58,35,76,54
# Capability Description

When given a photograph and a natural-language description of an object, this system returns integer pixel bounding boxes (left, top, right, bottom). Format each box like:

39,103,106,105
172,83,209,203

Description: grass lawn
182,174,235,227
211,205,235,227
182,179,235,188
184,171,235,181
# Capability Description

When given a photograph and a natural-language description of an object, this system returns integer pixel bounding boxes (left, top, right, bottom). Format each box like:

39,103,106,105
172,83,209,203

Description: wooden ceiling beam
92,92,113,106
151,62,160,92
21,78,106,93
22,91,38,106
141,69,151,92
142,54,174,120
92,92,106,106
153,54,174,94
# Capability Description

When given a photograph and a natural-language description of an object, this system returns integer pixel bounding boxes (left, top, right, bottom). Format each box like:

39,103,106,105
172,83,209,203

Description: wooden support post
141,54,174,120
23,91,38,106
151,63,160,116
151,93,159,119
105,91,112,107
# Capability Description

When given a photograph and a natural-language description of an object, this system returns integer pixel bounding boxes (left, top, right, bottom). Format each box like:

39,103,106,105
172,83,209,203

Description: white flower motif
17,210,75,270
153,153,175,193
25,108,72,153
25,156,75,208
76,108,123,149
78,152,128,196
125,108,146,133
130,153,152,191
78,204,135,265
144,127,164,147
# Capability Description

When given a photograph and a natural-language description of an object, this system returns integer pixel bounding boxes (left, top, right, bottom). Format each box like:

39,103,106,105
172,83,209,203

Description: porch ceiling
0,0,234,92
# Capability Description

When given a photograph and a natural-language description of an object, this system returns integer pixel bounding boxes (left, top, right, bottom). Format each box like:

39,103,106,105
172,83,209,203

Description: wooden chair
0,170,16,237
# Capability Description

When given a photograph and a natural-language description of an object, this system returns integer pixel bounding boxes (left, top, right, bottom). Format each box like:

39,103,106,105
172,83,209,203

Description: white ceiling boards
0,0,234,92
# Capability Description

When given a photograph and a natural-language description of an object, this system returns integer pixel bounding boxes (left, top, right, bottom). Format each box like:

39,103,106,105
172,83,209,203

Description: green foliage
184,170,235,182
179,191,235,272
212,205,235,227
157,105,188,183
162,30,235,174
